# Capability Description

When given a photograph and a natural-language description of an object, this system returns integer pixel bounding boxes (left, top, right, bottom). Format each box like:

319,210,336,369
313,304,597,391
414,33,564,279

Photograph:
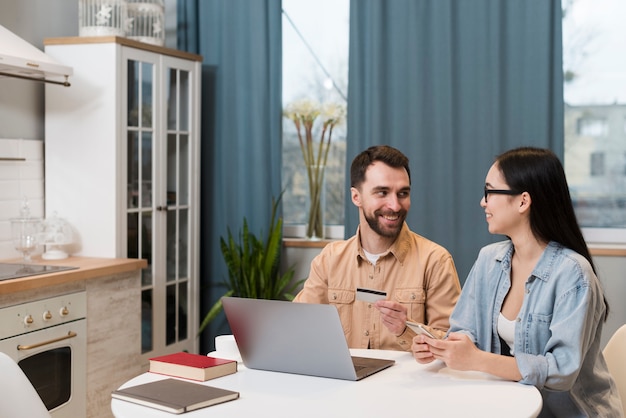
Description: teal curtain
177,0,283,351
346,0,564,281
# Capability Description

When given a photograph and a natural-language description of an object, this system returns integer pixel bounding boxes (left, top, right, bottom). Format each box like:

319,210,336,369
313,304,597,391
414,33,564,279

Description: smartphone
405,320,439,339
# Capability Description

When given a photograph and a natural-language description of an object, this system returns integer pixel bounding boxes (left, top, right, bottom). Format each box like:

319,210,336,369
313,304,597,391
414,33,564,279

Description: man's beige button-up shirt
294,223,461,351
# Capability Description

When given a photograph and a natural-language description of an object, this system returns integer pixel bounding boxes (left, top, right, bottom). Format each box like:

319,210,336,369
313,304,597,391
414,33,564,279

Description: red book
149,352,237,382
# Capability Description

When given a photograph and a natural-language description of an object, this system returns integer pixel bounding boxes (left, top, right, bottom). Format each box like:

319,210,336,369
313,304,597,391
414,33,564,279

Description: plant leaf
197,289,234,336
199,192,301,336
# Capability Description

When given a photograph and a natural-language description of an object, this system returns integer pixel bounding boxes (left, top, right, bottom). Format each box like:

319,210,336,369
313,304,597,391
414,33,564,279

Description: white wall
595,255,626,348
0,1,76,260
0,1,78,140
0,140,45,259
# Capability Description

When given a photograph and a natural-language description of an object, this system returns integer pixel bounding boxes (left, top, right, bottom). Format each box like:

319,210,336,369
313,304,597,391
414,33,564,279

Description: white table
111,349,542,418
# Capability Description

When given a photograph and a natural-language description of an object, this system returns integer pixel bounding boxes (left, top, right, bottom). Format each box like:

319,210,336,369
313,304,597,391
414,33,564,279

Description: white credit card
356,287,387,303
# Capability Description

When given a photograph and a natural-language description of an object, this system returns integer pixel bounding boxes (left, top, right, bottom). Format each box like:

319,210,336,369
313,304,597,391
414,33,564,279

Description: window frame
583,227,626,249
562,0,626,248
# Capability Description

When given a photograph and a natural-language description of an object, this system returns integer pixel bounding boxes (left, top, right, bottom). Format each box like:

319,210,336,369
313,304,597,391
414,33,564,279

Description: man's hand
374,300,407,336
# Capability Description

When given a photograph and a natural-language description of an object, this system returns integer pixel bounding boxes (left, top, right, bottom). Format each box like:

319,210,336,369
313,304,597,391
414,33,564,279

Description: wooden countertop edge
44,36,203,62
589,248,626,257
0,256,147,295
282,238,337,249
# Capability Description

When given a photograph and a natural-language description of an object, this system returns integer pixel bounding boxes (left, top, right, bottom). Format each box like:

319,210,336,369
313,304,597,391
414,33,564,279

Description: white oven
0,291,87,418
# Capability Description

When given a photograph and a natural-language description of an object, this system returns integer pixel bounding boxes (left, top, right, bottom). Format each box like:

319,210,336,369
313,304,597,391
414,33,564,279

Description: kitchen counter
0,255,146,418
0,256,146,295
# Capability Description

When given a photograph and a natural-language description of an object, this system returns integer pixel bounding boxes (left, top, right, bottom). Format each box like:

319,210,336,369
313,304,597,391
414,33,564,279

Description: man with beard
294,145,461,351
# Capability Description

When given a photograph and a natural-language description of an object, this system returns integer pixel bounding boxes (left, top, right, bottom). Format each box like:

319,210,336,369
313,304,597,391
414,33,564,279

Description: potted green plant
198,194,303,335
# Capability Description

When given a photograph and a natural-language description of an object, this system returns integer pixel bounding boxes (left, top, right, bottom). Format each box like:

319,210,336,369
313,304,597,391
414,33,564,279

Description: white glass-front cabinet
44,37,201,359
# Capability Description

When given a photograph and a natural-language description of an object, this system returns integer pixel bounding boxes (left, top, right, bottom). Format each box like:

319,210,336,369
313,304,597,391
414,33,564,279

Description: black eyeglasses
484,186,521,202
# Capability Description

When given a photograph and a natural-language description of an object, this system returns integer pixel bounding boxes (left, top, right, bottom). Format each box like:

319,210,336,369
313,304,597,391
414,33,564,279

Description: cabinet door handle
17,331,78,351
156,206,166,211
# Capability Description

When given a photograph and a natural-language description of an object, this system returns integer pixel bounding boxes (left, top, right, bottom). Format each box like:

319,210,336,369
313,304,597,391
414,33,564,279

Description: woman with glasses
412,147,623,417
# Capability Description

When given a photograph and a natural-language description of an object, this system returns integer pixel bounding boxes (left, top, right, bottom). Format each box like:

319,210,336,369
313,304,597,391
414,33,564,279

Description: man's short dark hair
350,145,411,189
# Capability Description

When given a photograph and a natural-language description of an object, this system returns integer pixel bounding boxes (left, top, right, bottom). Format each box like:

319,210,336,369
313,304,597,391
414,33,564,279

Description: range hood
0,24,72,86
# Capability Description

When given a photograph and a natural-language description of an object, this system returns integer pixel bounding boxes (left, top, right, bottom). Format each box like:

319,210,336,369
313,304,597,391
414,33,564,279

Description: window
281,0,349,238
577,117,608,136
563,0,626,243
590,152,605,176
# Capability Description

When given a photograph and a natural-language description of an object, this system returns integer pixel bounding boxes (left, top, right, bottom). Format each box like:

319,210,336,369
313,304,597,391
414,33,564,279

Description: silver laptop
221,296,395,381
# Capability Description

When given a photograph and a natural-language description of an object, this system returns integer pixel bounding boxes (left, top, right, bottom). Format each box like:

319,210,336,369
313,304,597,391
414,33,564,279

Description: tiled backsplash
0,139,45,260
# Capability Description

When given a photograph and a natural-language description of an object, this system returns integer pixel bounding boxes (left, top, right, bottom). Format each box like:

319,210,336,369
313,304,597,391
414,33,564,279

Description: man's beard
364,209,406,239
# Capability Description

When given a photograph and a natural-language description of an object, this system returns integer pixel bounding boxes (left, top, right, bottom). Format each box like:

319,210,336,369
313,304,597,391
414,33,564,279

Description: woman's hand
425,332,522,380
426,332,480,370
411,334,436,364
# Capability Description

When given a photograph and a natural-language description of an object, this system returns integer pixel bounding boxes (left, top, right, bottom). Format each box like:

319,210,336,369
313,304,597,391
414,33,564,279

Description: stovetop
0,263,78,281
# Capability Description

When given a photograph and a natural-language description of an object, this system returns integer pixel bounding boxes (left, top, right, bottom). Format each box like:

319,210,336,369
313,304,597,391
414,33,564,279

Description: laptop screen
221,297,394,380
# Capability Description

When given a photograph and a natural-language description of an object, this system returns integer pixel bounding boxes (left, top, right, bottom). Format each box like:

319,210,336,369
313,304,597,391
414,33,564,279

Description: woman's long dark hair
496,147,609,320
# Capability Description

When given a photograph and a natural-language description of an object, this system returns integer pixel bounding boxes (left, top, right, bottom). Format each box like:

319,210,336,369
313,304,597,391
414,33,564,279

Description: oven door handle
17,331,78,351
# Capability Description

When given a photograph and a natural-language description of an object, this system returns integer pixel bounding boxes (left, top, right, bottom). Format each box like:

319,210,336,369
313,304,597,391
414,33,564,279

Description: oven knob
60,306,69,316
24,314,34,325
43,310,53,321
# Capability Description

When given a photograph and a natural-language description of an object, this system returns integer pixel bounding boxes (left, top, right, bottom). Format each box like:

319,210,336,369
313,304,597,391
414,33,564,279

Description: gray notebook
112,378,239,414
222,296,395,381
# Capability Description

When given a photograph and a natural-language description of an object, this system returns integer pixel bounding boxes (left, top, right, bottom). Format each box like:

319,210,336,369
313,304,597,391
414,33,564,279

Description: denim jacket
450,240,623,417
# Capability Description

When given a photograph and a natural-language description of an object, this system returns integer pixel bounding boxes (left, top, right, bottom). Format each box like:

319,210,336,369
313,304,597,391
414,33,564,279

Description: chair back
603,324,626,415
0,352,51,418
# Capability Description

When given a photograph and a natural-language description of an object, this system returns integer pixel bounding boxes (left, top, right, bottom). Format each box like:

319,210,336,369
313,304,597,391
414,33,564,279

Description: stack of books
111,352,239,414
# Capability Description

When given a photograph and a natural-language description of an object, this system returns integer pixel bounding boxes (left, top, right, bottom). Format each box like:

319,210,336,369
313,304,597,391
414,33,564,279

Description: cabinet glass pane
179,71,189,131
141,268,152,288
179,208,188,278
127,131,139,208
142,212,153,272
130,212,153,287
167,68,176,130
178,281,188,341
180,134,189,205
142,289,153,353
141,62,153,128
142,132,153,207
166,210,176,282
127,61,139,127
166,284,175,345
127,212,138,259
128,212,153,286
166,69,190,131
165,283,188,345
167,133,177,206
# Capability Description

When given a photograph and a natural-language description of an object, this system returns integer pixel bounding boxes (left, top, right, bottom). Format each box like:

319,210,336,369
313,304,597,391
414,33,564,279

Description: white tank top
497,313,516,356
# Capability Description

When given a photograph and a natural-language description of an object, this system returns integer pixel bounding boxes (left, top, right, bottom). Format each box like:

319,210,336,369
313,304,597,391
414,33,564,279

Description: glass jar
125,0,165,46
79,0,127,37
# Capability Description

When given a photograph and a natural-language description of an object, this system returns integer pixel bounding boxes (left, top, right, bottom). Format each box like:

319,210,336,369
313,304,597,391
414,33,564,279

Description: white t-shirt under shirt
497,313,516,356
363,249,383,265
